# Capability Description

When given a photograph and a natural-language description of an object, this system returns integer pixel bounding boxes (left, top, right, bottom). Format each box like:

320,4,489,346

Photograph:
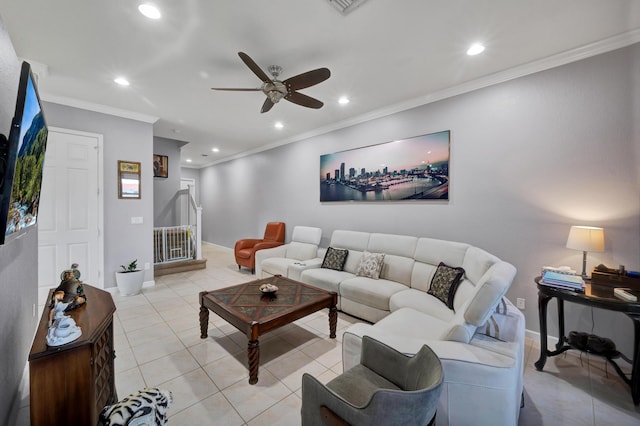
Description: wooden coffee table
199,275,338,384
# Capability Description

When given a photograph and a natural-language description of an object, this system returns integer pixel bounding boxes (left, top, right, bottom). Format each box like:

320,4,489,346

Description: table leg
535,293,552,371
629,314,640,405
248,339,260,385
199,306,209,339
556,299,565,351
329,306,337,339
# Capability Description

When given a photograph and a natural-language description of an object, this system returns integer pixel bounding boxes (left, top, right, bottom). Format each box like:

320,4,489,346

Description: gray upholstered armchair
301,336,443,426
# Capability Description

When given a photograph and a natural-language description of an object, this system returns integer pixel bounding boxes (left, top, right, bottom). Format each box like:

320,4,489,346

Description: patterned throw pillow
321,247,349,271
428,262,465,310
99,387,173,426
355,252,385,279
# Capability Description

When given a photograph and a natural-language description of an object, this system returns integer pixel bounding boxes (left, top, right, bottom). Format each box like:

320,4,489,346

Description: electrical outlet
144,262,150,270
33,303,36,317
516,298,526,310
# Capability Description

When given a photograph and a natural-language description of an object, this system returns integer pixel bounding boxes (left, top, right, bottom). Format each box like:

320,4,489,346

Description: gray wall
199,43,640,357
41,103,155,287
0,17,38,424
153,136,183,227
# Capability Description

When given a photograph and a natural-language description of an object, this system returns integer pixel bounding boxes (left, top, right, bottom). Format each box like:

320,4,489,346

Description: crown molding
42,94,159,124
199,28,640,168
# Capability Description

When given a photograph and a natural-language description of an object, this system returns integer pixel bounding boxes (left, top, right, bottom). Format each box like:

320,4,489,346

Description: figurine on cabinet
45,263,87,346
53,263,87,312
46,290,82,346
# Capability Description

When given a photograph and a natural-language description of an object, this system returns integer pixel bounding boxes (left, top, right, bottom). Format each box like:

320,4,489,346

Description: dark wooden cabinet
29,284,117,425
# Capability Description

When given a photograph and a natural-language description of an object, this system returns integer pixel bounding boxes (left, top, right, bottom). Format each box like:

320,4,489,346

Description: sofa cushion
321,247,349,271
344,250,364,274
410,262,438,292
329,230,371,251
356,252,385,279
261,257,298,277
285,242,318,260
379,254,414,286
428,262,465,310
301,268,354,295
389,289,455,323
414,238,469,268
464,262,516,326
373,307,454,341
461,247,499,285
340,277,408,311
367,233,417,258
292,226,323,245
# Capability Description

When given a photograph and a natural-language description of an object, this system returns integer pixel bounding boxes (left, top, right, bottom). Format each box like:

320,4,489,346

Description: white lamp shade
566,226,604,252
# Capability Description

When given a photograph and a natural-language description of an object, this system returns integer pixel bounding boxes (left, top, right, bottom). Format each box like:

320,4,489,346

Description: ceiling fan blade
284,68,331,91
261,98,275,113
211,87,262,91
238,52,272,84
284,91,324,109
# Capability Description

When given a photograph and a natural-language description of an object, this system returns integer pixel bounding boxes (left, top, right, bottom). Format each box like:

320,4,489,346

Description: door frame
48,127,104,288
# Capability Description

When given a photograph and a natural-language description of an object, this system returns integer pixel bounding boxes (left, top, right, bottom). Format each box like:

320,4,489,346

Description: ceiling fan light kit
212,52,331,113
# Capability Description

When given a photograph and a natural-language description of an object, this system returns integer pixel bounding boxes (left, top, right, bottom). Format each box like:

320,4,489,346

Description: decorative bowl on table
259,283,278,294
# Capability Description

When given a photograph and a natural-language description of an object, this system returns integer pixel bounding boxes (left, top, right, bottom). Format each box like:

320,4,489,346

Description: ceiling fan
211,52,331,113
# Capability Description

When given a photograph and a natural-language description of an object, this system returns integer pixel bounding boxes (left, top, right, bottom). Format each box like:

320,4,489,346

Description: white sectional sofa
255,226,323,280
257,229,524,425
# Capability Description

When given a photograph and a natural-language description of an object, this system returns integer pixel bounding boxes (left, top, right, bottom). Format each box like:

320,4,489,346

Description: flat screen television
0,61,48,245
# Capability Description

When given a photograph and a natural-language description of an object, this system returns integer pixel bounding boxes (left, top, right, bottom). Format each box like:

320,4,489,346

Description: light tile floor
15,244,640,425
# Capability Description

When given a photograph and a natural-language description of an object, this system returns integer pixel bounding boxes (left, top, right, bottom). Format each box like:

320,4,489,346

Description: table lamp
566,225,604,280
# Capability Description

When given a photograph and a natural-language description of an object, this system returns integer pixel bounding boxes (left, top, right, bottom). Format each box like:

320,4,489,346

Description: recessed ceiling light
138,4,161,19
212,148,220,153
466,43,485,56
338,96,350,105
114,77,130,86
186,158,192,163
274,122,284,129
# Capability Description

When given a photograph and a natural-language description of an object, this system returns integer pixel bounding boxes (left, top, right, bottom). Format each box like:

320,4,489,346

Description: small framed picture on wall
153,154,168,178
118,160,141,199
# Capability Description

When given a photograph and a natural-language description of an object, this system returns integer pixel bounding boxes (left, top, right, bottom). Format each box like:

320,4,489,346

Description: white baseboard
525,328,559,346
202,241,232,251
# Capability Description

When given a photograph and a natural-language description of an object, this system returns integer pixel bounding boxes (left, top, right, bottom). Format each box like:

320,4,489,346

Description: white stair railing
154,187,202,264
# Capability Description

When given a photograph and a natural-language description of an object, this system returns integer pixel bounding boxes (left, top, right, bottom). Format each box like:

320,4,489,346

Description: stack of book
541,270,585,291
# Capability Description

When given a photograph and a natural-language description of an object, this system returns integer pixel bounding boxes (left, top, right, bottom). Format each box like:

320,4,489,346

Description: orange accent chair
234,222,285,273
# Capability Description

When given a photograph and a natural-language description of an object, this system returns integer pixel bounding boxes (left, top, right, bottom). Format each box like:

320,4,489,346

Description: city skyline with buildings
320,131,450,201
320,130,450,181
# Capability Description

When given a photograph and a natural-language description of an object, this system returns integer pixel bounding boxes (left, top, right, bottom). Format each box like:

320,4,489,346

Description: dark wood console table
534,277,640,405
29,284,117,425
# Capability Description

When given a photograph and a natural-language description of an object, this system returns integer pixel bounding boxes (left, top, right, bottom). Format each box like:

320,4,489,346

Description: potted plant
115,259,144,296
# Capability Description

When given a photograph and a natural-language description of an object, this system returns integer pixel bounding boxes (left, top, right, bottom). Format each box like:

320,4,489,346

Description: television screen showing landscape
5,73,48,238
320,130,450,202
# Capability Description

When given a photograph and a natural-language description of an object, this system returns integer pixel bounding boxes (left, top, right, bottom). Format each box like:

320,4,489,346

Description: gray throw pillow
321,247,349,271
355,252,385,279
428,262,465,310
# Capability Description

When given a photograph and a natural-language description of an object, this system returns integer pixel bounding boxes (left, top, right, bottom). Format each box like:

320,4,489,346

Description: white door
37,128,103,307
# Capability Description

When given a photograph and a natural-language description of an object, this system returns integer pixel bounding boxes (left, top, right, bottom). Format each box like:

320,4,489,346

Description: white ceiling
2,1,640,168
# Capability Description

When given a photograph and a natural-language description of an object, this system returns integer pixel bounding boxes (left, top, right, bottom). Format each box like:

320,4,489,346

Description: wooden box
591,271,640,290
